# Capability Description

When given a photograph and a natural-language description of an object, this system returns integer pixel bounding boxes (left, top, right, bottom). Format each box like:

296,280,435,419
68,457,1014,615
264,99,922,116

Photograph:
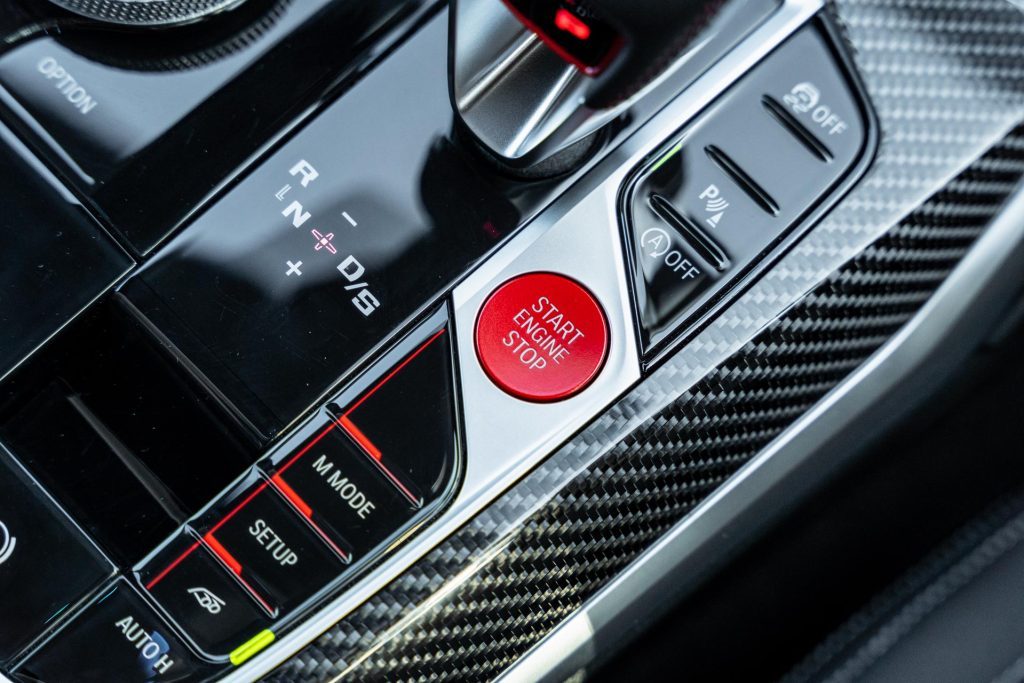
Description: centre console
0,0,876,680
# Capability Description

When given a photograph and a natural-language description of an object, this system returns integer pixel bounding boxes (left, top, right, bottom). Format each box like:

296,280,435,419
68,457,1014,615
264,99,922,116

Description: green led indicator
650,142,683,173
230,629,276,666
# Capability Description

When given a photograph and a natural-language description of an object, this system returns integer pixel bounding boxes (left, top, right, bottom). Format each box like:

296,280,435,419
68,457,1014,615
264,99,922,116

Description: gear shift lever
450,0,731,174
502,0,723,107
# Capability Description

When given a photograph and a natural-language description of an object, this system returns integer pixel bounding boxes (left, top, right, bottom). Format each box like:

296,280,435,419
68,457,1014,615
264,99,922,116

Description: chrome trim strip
229,1,824,678
510,183,1024,681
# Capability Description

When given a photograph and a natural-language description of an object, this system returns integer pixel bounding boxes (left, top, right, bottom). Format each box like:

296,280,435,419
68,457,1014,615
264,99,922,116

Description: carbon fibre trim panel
266,0,1024,680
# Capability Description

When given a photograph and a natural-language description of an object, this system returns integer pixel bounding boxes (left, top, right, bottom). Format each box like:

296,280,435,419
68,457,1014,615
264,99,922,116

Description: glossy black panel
0,123,130,379
0,0,430,254
119,13,523,438
0,302,257,564
0,444,112,664
623,24,869,350
15,579,210,682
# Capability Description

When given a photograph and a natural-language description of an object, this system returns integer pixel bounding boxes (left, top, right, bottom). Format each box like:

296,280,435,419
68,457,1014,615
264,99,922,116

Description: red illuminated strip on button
337,416,382,461
277,328,447,506
270,474,313,517
276,413,417,507
145,541,199,590
204,534,242,575
144,534,276,616
554,8,591,40
268,474,349,560
343,328,447,415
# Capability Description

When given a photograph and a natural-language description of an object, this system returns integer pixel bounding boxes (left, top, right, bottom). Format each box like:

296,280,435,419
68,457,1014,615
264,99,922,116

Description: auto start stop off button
475,272,609,402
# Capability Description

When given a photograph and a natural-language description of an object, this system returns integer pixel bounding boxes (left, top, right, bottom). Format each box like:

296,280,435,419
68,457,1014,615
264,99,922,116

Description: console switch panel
622,24,869,350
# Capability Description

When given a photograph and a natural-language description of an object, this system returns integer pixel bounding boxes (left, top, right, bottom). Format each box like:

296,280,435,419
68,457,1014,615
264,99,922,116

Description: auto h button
15,579,206,682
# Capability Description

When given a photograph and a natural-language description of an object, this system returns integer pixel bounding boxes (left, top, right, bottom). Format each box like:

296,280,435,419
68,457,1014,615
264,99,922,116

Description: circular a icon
640,227,671,258
0,521,16,565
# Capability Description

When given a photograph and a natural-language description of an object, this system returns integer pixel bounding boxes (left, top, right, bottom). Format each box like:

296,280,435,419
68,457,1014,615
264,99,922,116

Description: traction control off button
475,272,609,402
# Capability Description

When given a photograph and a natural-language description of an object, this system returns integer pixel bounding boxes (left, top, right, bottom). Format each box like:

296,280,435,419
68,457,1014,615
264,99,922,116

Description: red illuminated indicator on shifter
554,8,591,41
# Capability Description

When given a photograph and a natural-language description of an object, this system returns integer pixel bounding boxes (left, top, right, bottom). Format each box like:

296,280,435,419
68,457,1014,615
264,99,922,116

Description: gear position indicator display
118,48,519,439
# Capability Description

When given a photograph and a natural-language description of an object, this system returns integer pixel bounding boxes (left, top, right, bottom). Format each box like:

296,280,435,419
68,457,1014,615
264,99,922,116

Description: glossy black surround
0,302,257,563
0,448,112,661
0,124,130,380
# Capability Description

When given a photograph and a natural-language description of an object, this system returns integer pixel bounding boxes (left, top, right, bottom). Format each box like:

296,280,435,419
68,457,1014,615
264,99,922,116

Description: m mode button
269,427,418,559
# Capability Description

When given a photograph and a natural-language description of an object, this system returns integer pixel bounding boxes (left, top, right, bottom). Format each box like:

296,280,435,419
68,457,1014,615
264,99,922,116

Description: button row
4,312,459,680
133,317,456,663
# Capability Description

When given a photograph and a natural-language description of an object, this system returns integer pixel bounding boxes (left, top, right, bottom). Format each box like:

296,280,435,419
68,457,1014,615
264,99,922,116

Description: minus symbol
342,212,358,227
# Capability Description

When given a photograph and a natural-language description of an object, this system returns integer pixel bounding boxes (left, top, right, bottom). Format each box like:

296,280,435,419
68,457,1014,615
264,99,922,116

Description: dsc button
475,272,609,402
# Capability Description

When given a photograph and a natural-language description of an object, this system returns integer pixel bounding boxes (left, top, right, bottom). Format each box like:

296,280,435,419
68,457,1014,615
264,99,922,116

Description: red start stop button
475,272,609,402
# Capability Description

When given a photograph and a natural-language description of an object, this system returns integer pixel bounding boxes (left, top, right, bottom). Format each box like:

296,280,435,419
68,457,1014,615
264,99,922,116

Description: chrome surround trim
228,1,824,678
449,174,641,507
509,183,1024,681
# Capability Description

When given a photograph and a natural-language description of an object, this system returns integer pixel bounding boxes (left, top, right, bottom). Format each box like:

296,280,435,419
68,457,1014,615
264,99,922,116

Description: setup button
475,272,609,402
